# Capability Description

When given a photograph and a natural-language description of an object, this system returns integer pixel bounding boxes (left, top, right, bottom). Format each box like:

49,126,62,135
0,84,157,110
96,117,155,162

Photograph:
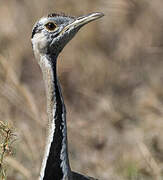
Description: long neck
39,55,71,180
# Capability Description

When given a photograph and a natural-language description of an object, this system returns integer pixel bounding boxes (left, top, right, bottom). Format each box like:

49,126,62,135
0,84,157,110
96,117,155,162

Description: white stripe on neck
39,56,70,180
39,57,56,180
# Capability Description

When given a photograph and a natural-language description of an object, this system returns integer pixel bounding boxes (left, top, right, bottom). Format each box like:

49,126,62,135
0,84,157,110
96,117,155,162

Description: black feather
48,12,74,18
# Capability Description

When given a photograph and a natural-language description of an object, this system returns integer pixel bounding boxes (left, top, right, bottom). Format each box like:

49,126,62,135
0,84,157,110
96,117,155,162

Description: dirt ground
1,1,163,180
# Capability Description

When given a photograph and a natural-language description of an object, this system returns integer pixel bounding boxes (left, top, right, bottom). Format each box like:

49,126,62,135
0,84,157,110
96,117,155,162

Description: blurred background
1,0,163,179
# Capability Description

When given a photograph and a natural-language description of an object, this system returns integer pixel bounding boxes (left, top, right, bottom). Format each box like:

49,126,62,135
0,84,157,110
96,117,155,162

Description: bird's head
31,12,104,61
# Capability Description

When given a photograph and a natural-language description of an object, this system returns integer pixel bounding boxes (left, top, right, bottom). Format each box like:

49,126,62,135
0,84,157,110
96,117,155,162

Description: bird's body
31,12,104,180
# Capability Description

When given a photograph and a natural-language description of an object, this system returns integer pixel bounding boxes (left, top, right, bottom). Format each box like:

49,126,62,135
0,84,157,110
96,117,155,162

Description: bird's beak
60,12,104,35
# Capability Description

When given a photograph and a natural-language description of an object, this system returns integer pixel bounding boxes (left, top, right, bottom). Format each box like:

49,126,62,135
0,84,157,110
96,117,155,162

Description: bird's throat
39,55,71,180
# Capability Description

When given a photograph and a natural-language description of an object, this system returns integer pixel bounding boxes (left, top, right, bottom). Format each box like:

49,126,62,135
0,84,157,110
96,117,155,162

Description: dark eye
45,22,57,31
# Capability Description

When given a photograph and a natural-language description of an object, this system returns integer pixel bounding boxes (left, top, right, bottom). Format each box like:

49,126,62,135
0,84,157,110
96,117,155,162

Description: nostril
65,29,69,32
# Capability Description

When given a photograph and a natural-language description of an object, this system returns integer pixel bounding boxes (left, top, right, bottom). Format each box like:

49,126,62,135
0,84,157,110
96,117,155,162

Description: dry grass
0,121,14,180
1,0,163,179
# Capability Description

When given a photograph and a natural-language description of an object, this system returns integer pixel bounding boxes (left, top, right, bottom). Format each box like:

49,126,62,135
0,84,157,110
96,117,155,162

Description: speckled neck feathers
31,12,104,180
39,55,71,180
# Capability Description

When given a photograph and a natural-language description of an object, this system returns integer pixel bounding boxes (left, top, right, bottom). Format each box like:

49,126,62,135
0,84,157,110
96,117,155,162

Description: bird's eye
45,22,57,31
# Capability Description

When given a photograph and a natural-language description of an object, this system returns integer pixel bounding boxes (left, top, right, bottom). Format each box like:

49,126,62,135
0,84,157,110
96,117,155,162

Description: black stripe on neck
43,62,65,180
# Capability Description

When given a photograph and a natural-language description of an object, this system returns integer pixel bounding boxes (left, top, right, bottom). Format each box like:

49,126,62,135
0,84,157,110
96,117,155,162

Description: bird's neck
39,55,71,180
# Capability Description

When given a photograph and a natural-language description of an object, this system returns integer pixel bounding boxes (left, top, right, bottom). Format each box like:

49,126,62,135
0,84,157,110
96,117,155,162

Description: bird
31,12,104,180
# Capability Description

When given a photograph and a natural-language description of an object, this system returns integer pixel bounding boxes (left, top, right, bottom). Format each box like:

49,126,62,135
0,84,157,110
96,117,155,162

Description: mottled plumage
31,12,104,180
48,12,75,19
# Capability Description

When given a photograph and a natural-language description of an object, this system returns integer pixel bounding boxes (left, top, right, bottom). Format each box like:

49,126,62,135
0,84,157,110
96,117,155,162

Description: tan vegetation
0,0,163,179
0,121,14,180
